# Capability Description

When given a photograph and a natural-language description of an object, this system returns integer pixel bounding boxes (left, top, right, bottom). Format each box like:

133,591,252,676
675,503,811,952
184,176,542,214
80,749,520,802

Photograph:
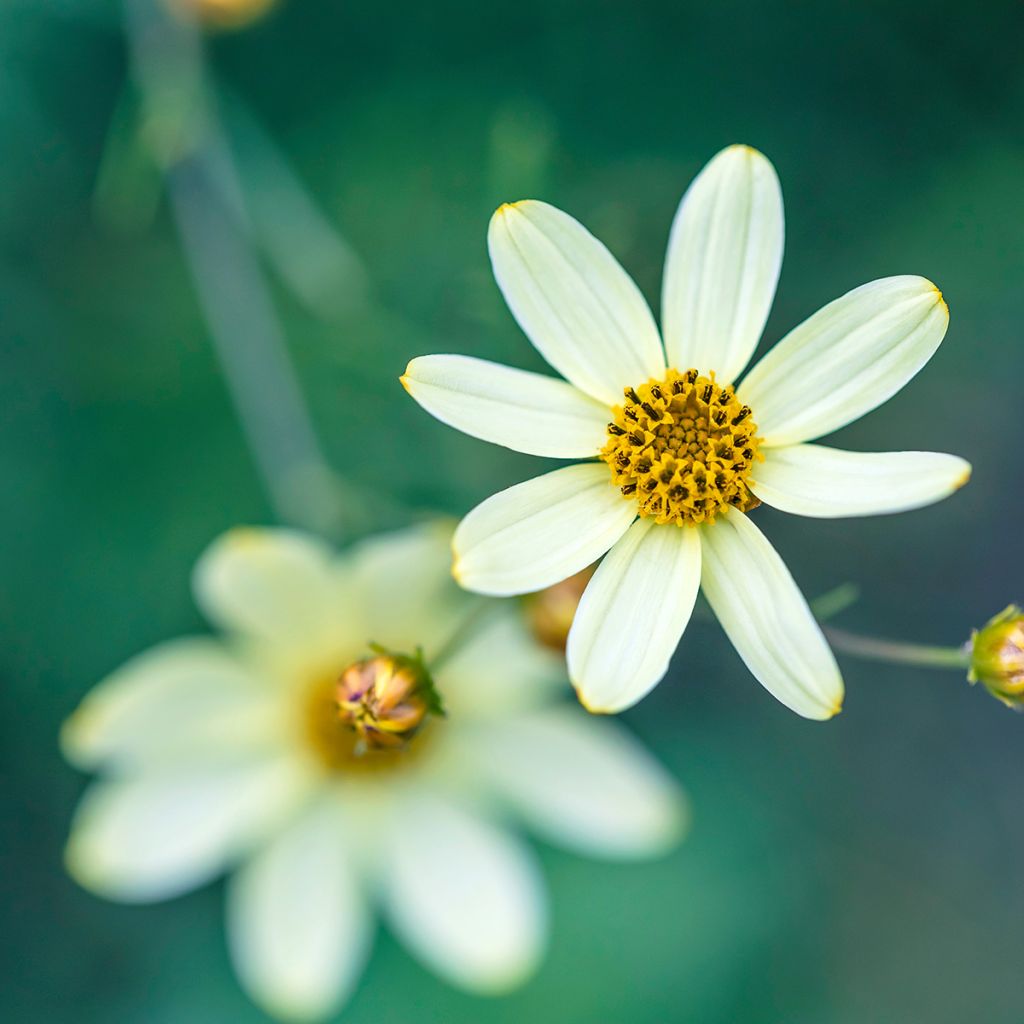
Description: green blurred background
3,0,1024,1021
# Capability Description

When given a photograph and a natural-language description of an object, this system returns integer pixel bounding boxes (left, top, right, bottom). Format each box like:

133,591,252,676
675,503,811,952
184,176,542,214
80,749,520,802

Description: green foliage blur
3,0,1024,1021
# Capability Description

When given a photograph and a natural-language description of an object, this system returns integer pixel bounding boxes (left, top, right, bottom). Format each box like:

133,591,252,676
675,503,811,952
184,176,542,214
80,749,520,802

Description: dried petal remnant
601,369,762,525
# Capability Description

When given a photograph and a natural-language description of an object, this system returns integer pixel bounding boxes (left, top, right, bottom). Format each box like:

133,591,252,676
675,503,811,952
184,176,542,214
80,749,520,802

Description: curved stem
122,0,351,537
429,598,498,674
810,582,861,622
823,625,970,670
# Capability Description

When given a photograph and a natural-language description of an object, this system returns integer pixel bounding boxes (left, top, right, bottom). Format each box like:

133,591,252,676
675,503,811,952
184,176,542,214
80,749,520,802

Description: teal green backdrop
2,1,1023,1021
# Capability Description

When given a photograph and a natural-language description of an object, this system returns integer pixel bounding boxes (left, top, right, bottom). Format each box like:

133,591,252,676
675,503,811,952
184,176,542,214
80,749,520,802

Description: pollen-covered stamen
600,368,762,526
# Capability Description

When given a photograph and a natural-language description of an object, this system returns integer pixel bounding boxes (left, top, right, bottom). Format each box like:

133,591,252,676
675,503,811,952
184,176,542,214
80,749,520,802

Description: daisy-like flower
402,145,971,719
62,524,683,1022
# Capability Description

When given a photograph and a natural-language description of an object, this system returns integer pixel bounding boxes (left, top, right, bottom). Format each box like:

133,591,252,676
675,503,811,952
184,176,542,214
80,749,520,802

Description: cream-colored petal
383,795,545,993
345,521,466,660
751,444,972,518
437,610,565,718
60,639,289,772
193,528,348,649
739,276,949,446
65,755,312,902
567,518,701,713
227,795,371,1023
401,354,610,458
662,145,784,383
488,200,665,405
453,464,635,597
699,512,843,720
476,708,687,858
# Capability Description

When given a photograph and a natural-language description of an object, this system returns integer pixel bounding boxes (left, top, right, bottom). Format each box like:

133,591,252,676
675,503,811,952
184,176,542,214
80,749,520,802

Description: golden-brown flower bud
165,0,279,31
336,652,439,752
523,566,595,653
968,605,1024,707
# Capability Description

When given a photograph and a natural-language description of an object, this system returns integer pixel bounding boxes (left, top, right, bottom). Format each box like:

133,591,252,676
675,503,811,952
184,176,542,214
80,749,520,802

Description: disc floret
601,368,762,525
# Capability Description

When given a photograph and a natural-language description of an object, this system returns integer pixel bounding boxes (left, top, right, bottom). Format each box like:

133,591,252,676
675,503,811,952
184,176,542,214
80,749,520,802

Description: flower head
402,145,971,719
968,605,1024,707
166,0,279,30
62,524,684,1021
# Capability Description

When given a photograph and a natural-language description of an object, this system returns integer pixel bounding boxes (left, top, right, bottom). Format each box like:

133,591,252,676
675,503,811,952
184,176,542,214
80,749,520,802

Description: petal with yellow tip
488,200,665,406
700,511,843,721
453,464,635,596
739,276,949,447
401,353,610,458
662,144,785,384
193,528,350,651
567,517,700,713
751,444,972,518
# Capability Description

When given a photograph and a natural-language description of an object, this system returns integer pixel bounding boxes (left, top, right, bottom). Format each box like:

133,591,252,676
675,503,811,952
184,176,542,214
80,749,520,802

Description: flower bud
523,566,595,652
165,0,279,31
968,605,1024,707
336,651,440,752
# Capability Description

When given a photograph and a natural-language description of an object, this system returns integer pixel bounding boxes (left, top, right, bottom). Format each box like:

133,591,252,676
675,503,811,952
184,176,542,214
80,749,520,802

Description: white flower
62,524,684,1022
402,145,971,720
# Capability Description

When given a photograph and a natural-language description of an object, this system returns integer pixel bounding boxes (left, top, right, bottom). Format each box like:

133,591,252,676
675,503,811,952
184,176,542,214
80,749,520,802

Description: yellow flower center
601,368,762,526
304,654,436,774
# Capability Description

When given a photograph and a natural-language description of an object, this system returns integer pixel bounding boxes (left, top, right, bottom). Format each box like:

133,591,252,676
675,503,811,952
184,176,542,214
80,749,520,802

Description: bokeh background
4,1,1024,1021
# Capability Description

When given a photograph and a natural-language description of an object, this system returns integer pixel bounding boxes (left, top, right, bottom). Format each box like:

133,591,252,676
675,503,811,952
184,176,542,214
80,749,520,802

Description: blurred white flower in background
403,144,971,720
62,524,685,1021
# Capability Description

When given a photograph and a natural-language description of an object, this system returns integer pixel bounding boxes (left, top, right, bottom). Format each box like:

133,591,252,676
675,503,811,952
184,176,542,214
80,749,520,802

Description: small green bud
968,605,1024,707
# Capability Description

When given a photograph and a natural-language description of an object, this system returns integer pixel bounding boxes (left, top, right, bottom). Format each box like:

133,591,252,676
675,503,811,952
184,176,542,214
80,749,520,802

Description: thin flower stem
810,582,861,622
430,598,500,674
121,0,351,537
823,626,970,670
